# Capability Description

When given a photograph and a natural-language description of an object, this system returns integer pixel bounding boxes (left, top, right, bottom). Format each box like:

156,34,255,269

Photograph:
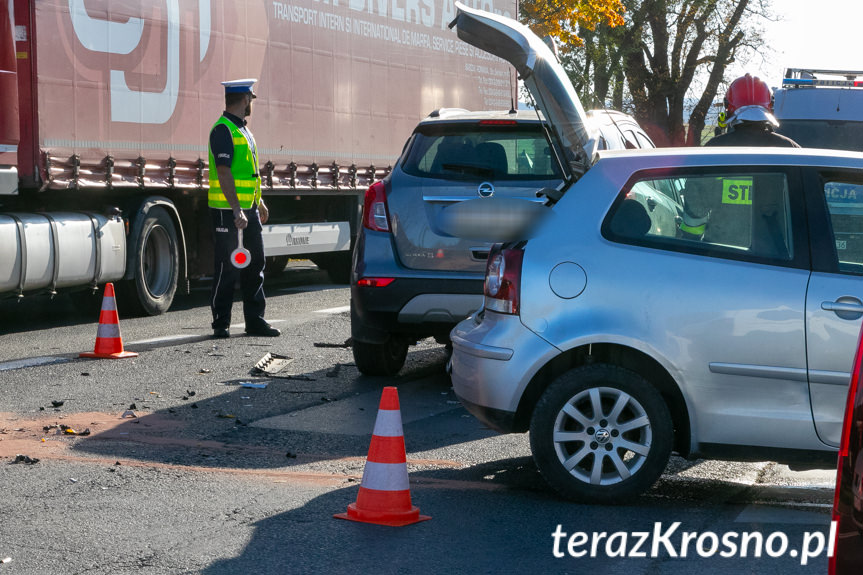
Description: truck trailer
0,0,516,315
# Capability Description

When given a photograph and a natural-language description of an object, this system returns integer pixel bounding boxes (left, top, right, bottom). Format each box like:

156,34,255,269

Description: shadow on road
68,345,480,469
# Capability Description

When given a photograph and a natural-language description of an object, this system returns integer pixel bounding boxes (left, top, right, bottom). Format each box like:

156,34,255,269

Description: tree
519,0,625,49
560,0,772,146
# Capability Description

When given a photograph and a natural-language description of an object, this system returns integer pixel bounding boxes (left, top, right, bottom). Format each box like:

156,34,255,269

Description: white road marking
314,305,350,314
0,357,71,372
127,335,203,345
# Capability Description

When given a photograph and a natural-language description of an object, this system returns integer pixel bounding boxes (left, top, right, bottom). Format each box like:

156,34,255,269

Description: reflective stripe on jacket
208,117,261,209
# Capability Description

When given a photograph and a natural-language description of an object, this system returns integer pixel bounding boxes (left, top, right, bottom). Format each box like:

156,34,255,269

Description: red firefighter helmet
724,73,772,117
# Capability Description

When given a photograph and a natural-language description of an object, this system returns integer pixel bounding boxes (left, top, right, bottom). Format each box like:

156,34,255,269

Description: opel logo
477,182,495,198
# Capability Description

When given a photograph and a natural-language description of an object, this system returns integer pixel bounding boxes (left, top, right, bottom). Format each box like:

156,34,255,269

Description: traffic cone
79,283,138,359
335,386,430,526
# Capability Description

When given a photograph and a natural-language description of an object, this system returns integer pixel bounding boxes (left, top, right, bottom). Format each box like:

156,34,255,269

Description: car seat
475,142,508,177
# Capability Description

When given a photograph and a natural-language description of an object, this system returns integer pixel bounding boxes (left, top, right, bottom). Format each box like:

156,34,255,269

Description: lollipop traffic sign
231,228,251,269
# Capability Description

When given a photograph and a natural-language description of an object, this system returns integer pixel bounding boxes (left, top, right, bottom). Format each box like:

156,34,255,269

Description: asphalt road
0,263,840,574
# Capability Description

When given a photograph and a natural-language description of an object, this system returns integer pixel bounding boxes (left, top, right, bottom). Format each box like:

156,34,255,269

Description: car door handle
821,300,863,314
646,197,657,211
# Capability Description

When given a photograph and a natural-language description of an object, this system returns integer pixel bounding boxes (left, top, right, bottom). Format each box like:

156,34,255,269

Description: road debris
314,338,352,348
121,410,137,419
42,424,91,436
198,368,212,374
241,382,268,389
286,451,297,458
51,400,64,408
12,454,39,464
128,403,137,410
1,557,10,565
251,352,294,375
217,413,236,419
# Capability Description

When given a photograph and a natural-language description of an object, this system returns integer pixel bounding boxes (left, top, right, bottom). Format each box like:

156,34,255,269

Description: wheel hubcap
552,386,652,486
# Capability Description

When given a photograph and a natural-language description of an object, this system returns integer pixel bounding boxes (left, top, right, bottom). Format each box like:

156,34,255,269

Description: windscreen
401,124,562,181
775,120,863,152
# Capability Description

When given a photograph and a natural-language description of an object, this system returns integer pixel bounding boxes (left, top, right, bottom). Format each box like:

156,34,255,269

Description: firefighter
208,78,280,339
706,73,800,148
679,74,800,242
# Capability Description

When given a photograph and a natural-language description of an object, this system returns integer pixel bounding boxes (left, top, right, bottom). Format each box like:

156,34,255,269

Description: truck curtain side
0,0,516,314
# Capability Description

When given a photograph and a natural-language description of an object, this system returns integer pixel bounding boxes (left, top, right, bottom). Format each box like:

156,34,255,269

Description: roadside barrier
335,386,430,526
79,283,138,359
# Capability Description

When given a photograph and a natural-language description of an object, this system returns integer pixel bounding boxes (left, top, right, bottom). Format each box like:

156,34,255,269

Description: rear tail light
829,326,863,574
483,244,523,315
356,277,394,288
363,181,390,232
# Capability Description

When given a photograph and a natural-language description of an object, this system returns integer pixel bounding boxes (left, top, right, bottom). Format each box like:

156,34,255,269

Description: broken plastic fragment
121,410,137,419
12,454,39,464
241,382,268,389
251,352,294,375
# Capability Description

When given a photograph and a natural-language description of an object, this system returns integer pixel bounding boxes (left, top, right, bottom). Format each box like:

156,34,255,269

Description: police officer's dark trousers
210,206,266,330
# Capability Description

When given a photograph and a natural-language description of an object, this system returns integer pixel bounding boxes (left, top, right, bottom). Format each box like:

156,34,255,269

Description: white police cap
221,78,257,97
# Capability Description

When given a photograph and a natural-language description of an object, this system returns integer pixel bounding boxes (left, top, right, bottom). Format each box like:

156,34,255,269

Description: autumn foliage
519,0,625,47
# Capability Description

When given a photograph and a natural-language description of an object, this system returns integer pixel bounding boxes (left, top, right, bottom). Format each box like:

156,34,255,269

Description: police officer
208,78,280,339
679,74,800,241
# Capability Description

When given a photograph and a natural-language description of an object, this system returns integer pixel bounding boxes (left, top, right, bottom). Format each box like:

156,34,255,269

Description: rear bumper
351,279,483,343
351,227,485,343
449,311,561,433
454,393,518,434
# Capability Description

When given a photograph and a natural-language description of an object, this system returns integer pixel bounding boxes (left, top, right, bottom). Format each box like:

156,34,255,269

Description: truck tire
266,255,290,275
353,336,408,376
529,364,673,503
311,252,351,284
122,207,179,316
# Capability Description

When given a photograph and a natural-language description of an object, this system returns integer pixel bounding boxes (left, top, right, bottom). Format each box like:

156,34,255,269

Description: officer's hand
259,201,269,225
233,209,248,230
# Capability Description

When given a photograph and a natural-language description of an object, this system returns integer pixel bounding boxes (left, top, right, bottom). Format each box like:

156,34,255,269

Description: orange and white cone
79,283,138,359
335,386,430,526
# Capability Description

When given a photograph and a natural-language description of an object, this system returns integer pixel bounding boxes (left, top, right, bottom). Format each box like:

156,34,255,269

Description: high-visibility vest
207,116,261,209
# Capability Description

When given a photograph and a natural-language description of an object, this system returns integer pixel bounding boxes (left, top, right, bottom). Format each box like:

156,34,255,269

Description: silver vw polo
448,4,863,502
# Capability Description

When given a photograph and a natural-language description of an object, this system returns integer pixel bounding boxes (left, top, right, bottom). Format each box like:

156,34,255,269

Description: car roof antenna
510,68,517,114
593,91,635,149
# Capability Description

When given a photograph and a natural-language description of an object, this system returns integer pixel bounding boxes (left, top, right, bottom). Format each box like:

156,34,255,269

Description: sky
748,0,863,88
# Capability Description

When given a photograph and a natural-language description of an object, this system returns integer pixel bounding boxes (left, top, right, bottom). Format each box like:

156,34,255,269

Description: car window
823,179,863,274
605,171,795,263
401,125,561,180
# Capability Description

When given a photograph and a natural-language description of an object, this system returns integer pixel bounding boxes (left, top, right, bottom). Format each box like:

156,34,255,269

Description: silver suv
448,4,863,502
350,106,653,376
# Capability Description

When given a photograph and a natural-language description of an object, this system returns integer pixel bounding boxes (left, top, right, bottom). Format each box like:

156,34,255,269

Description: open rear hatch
450,2,597,176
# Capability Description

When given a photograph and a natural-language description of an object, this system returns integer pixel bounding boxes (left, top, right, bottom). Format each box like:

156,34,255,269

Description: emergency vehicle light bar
782,78,863,88
783,68,863,88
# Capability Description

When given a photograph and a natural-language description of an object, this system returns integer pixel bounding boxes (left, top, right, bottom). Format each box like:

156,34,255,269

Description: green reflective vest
208,116,261,209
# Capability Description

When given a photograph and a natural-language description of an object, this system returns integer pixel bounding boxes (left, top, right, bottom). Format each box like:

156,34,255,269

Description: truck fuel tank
0,212,125,294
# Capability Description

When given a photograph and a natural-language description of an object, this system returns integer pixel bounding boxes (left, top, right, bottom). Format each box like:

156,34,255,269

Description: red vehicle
0,0,516,314
831,324,863,573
